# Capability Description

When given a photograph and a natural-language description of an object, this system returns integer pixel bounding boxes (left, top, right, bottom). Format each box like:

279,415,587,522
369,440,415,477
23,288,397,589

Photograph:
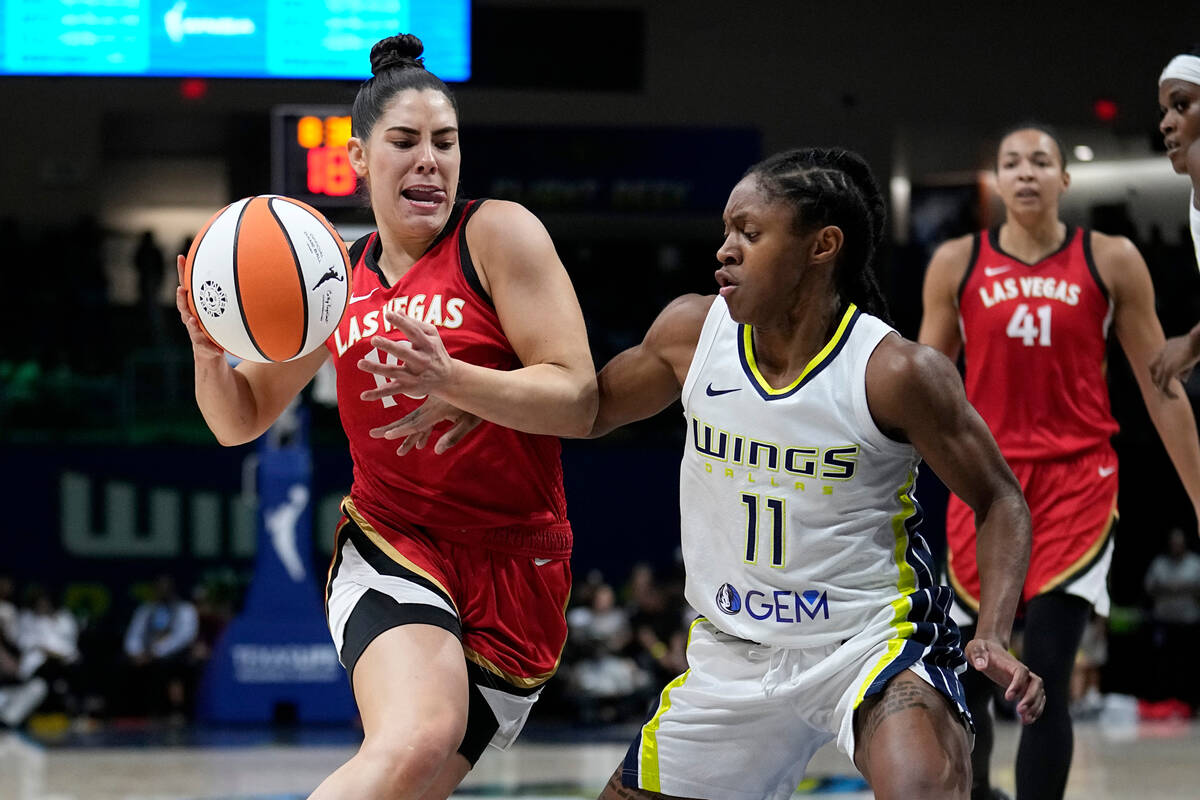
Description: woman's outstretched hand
368,395,482,455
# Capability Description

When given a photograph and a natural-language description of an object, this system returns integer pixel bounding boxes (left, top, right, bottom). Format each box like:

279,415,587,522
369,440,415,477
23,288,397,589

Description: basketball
184,195,351,363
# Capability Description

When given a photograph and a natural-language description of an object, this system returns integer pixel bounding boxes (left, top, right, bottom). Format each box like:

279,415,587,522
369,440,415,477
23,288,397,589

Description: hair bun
370,33,425,76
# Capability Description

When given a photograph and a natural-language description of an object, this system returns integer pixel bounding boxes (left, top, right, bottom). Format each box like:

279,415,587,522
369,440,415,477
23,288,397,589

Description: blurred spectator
64,215,110,370
1069,613,1107,719
122,575,198,721
0,576,48,727
0,575,17,670
134,230,166,347
565,580,649,723
14,585,80,717
625,562,691,685
568,582,632,653
571,568,606,615
189,582,229,666
1142,528,1200,715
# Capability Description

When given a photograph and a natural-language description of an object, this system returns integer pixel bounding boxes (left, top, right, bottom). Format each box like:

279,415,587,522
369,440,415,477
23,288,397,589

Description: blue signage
460,126,762,214
0,0,470,80
197,405,355,723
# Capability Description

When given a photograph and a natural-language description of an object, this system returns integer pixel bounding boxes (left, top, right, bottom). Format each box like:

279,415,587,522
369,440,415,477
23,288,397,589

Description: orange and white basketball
184,195,350,363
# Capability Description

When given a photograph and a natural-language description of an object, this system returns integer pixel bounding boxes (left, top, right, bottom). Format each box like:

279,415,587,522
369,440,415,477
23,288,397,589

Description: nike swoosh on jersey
349,288,380,304
1098,465,1116,477
705,383,742,396
984,265,1012,276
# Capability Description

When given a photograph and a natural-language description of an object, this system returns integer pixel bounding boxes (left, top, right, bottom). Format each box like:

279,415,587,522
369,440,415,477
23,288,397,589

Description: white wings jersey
1191,191,1200,272
679,297,940,648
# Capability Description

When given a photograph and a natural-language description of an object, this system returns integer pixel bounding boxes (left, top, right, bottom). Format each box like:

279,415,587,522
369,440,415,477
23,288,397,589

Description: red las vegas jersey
956,227,1118,461
326,199,571,557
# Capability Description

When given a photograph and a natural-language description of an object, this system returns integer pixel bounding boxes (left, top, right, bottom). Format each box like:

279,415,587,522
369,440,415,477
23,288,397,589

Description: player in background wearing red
1149,46,1200,392
176,33,596,800
919,124,1200,800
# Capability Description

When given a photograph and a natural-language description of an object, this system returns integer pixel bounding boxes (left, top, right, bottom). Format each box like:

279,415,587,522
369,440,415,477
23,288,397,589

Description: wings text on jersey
691,416,859,482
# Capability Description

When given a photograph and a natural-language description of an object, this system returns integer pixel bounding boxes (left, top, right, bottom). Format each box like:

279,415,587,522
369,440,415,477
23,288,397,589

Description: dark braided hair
351,33,459,139
745,147,891,323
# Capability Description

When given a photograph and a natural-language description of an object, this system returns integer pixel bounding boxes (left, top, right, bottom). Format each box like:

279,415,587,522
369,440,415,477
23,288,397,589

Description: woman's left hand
368,395,482,455
1150,332,1200,397
358,310,455,402
964,636,1045,725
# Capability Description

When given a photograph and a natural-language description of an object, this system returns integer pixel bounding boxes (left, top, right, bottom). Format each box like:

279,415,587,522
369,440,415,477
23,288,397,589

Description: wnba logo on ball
715,583,742,614
197,280,227,318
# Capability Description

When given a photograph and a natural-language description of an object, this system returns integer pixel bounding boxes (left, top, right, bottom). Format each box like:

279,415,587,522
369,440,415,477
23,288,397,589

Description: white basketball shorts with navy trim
619,597,970,800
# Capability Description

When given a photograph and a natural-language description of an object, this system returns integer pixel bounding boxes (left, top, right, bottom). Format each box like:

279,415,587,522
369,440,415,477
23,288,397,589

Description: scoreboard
272,105,359,206
273,109,764,214
0,0,470,81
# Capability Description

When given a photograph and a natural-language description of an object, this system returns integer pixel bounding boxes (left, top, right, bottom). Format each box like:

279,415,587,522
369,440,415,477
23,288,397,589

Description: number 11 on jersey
742,493,786,568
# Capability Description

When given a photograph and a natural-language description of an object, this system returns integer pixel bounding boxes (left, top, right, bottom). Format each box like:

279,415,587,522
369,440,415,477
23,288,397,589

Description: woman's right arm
372,292,713,447
176,256,328,446
589,293,713,438
916,235,973,359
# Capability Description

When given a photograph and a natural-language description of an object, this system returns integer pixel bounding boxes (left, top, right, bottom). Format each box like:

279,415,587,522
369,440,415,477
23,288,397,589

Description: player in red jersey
1149,46,1200,392
175,33,596,800
919,124,1200,800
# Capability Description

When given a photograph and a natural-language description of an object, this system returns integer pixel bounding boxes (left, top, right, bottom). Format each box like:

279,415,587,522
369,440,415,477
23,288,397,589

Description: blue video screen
0,0,470,80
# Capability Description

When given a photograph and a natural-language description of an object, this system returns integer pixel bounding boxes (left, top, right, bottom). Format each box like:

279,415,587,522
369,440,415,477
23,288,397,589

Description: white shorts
949,536,1114,626
620,606,970,800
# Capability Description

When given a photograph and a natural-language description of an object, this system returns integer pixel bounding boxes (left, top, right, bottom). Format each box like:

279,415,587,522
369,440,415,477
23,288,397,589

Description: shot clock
272,106,358,207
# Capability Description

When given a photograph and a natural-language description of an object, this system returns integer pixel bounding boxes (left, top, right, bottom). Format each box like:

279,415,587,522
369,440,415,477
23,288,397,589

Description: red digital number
306,147,356,197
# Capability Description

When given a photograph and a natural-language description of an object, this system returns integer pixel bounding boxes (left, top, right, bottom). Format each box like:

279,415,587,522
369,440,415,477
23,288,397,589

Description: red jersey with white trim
956,227,1117,461
326,199,570,556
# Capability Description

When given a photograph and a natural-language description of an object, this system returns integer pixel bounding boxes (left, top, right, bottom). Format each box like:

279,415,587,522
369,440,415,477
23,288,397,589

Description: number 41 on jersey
1006,303,1052,347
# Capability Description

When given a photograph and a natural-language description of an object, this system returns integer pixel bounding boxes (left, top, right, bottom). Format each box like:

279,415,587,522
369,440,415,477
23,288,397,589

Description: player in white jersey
1151,46,1200,393
588,148,1044,800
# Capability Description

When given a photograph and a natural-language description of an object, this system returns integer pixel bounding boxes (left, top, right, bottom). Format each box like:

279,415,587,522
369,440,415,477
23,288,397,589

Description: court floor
2,715,1197,799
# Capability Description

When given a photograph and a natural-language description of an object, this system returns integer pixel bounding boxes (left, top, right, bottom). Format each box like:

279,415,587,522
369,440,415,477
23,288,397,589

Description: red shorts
946,444,1118,613
326,497,571,686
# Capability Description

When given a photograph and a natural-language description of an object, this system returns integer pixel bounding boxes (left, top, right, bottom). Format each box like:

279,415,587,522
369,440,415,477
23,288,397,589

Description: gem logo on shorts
715,583,742,614
197,280,227,318
715,583,830,623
